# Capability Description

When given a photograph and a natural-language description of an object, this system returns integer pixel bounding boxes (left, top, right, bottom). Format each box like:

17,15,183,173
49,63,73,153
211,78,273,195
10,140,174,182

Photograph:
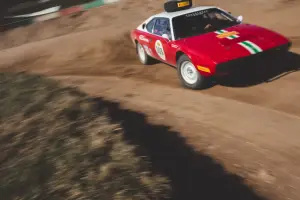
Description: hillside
0,72,171,200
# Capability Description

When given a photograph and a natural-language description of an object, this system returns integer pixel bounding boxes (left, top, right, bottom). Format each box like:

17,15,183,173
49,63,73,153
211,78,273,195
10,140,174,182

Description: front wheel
177,54,208,90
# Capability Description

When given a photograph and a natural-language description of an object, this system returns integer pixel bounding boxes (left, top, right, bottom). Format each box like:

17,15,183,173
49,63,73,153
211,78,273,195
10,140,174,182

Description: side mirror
142,23,146,29
237,15,243,22
162,34,170,41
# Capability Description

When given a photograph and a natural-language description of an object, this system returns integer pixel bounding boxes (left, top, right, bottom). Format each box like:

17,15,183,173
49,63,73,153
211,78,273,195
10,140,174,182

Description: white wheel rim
137,43,146,63
180,61,198,84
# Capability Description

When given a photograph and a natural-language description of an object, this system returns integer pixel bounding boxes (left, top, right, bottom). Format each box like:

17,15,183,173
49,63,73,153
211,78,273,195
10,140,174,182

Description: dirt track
1,0,300,199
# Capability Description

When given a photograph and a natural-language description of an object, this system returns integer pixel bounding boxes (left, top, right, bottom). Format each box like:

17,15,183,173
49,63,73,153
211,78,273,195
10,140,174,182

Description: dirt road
1,0,300,199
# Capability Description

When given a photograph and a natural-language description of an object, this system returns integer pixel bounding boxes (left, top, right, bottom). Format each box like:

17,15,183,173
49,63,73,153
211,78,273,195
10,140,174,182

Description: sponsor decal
185,10,208,17
238,40,263,54
155,40,166,60
215,30,239,40
143,45,152,56
177,1,190,7
139,35,150,43
171,44,178,48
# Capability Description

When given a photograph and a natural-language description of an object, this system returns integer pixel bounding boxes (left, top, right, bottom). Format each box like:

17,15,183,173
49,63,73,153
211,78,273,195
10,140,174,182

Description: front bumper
215,42,291,75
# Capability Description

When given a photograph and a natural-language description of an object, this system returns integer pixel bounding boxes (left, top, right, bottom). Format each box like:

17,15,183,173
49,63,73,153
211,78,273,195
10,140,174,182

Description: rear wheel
177,54,208,89
136,42,152,65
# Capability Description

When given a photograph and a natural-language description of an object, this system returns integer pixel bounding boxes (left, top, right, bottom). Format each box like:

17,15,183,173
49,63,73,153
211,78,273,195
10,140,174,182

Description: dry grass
0,72,171,200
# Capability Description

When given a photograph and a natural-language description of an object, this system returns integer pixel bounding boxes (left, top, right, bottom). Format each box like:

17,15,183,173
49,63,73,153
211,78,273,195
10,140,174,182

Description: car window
153,18,171,38
146,18,156,33
172,8,239,40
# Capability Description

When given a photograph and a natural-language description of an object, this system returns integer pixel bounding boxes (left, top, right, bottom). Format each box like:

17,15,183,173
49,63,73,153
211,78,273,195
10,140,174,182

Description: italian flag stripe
228,35,239,39
215,30,227,34
215,29,240,39
245,40,263,52
238,40,263,54
231,35,239,38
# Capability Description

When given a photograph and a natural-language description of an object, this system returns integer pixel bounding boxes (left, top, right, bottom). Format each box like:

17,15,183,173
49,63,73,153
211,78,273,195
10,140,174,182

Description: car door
136,18,156,58
138,17,177,66
149,17,176,65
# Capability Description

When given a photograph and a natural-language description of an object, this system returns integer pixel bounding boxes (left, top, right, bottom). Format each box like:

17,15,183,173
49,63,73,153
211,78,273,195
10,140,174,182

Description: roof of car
152,6,217,19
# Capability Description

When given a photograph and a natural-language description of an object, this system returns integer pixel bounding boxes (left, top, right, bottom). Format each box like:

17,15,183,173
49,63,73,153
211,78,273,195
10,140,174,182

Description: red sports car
130,0,292,89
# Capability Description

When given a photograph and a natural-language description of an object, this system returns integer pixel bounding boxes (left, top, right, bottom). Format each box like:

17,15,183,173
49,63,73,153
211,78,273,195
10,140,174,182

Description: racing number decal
155,40,166,60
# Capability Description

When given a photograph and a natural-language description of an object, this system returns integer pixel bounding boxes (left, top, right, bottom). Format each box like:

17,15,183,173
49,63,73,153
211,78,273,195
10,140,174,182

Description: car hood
176,24,290,64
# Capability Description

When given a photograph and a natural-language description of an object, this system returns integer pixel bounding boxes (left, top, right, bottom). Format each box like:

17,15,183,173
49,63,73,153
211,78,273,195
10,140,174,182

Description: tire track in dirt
1,30,300,117
53,74,300,200
61,32,300,117
0,30,182,87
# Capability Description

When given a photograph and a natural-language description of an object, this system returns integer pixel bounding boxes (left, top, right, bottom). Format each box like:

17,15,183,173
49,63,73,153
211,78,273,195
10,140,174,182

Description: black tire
136,42,153,65
177,54,208,89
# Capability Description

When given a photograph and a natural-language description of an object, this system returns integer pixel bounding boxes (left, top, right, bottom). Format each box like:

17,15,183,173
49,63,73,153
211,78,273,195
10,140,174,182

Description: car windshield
172,8,240,40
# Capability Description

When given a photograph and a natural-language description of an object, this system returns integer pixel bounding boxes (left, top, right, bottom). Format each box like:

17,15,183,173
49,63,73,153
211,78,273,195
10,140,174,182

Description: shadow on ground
92,97,268,200
216,51,300,88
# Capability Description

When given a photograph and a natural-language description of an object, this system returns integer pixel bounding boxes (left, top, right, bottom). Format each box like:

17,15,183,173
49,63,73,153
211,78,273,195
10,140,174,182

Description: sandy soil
1,0,300,199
